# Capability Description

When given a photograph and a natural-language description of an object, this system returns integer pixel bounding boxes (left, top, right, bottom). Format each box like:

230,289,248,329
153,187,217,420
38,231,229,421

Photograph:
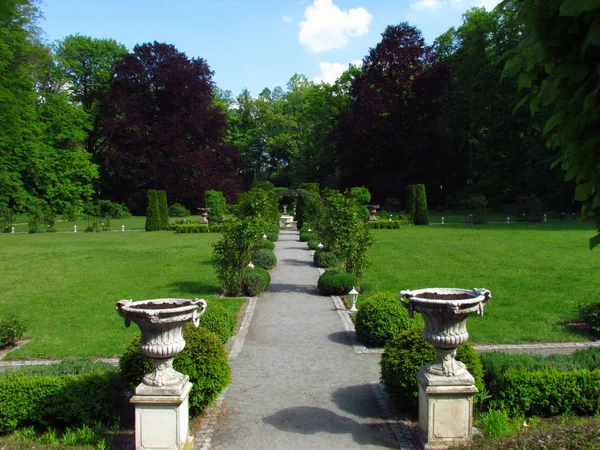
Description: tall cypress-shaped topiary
406,185,417,221
145,190,161,231
204,190,226,223
414,184,429,225
157,190,169,229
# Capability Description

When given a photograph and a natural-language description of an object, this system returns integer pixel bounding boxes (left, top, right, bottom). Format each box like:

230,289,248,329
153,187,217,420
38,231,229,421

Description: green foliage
253,248,277,270
365,219,413,229
307,239,320,250
478,408,521,439
413,184,429,225
265,231,278,242
316,190,374,278
461,195,488,224
1,359,115,377
0,369,120,434
241,268,268,296
380,326,484,410
383,197,402,212
144,190,162,231
119,324,231,417
156,190,169,229
168,203,191,217
405,185,417,220
503,0,600,248
313,250,340,269
173,224,209,233
98,200,131,219
27,202,53,234
236,184,280,235
355,292,413,346
317,269,359,295
349,186,371,204
259,239,275,251
294,184,322,231
579,301,600,333
204,190,226,223
0,315,26,348
0,204,14,233
200,302,236,344
299,231,315,242
212,217,263,296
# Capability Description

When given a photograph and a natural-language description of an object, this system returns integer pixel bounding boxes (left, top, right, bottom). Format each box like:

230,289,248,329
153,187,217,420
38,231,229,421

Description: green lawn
0,231,244,359
362,222,600,344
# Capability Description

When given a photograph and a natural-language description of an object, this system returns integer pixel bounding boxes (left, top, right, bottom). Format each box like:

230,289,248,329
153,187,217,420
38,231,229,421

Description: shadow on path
268,282,321,295
328,331,354,346
280,258,314,266
262,406,398,449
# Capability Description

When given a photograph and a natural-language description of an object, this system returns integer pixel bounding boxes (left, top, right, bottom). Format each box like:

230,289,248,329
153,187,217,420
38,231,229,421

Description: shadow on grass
167,281,220,296
262,406,398,448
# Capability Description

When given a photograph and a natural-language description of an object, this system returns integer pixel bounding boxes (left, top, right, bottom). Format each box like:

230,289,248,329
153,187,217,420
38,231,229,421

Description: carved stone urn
400,288,490,377
116,298,207,387
198,208,210,225
368,204,380,221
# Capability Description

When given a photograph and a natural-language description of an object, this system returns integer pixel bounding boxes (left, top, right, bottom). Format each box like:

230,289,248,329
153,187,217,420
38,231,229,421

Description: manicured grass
362,222,600,344
0,231,244,359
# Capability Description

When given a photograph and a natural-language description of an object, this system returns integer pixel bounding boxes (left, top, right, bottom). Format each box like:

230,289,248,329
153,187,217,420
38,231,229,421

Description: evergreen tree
145,190,161,231
414,184,430,225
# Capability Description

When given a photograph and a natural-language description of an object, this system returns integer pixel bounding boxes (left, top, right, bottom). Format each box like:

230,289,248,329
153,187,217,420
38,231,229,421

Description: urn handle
399,290,414,318
115,300,132,327
191,298,207,327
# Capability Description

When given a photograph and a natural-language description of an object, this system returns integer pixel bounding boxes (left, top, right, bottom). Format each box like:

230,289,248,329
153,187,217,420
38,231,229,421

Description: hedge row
172,224,225,233
365,219,412,229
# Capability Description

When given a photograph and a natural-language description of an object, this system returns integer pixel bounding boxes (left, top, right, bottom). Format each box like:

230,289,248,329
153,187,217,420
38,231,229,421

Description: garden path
202,229,416,450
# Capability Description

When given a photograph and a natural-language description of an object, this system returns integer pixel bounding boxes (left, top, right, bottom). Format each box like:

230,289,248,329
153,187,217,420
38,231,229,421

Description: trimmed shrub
265,231,278,242
314,251,340,269
380,327,484,410
0,315,26,348
259,239,275,251
406,185,417,220
295,183,321,231
200,303,237,344
210,224,225,233
0,369,120,434
0,204,14,233
307,239,320,250
579,301,600,334
241,268,268,296
366,219,412,229
157,190,169,229
119,324,231,417
299,231,315,242
349,186,371,204
145,190,161,231
355,292,412,346
169,203,191,217
173,224,209,233
205,190,226,223
414,184,429,225
253,248,277,270
317,269,359,295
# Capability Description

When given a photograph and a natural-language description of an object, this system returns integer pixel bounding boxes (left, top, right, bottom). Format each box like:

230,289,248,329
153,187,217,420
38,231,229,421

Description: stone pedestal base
417,366,478,449
131,379,193,450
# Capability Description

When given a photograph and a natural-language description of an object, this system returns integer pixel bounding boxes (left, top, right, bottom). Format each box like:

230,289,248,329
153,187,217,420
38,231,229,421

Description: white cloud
313,59,362,84
410,0,501,11
299,0,372,53
282,15,292,23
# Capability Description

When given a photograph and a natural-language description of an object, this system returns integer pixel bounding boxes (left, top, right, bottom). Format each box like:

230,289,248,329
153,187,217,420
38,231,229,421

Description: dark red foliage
101,42,242,212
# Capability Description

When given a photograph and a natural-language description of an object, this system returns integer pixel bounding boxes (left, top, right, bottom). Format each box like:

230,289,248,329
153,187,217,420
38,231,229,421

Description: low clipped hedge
380,326,484,411
299,231,314,242
481,349,600,417
366,219,413,229
355,292,413,346
307,239,320,250
120,324,231,417
314,251,340,269
253,248,277,270
241,267,270,296
172,224,225,233
317,269,359,296
265,232,278,242
0,368,120,434
259,239,275,251
200,302,237,344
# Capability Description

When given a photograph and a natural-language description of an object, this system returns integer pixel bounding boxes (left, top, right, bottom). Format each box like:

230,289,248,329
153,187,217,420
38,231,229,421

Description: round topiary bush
314,251,340,269
355,292,413,346
259,239,275,251
200,302,237,344
253,248,277,270
241,268,268,296
299,231,315,242
380,326,484,411
317,269,359,295
119,324,231,416
168,203,190,217
265,232,278,242
307,239,320,250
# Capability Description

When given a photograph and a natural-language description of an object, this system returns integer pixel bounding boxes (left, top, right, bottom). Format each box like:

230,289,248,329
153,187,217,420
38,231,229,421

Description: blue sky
40,0,501,98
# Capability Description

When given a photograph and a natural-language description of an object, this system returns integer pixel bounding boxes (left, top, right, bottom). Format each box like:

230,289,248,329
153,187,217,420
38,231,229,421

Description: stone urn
116,298,207,387
198,208,210,224
368,204,380,221
399,288,490,377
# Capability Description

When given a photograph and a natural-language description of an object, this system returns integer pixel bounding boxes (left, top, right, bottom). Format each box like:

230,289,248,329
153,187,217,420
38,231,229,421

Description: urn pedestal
116,298,206,450
198,208,210,225
400,288,490,449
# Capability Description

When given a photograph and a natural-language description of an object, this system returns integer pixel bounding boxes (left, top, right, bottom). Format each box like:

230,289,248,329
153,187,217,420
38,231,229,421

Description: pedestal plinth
417,367,478,449
130,379,193,450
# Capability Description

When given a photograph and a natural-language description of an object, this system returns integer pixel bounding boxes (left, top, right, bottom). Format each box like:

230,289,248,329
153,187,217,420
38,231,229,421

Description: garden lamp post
263,234,267,240
318,242,324,249
348,287,358,312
